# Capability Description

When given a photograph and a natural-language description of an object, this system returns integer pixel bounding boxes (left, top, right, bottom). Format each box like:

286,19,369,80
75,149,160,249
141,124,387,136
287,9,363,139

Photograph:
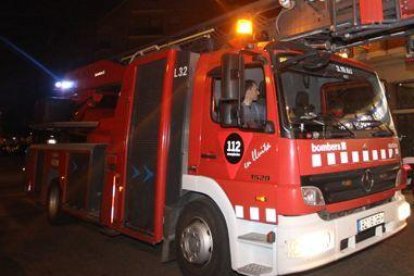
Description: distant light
47,138,57,145
55,80,75,90
12,137,16,140
236,19,253,36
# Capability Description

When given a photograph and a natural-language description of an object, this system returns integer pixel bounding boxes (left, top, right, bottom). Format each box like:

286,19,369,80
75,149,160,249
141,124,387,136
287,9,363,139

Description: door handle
201,152,217,159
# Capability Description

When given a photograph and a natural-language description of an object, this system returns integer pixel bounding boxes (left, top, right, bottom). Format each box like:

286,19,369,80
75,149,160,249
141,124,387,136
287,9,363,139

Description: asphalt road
1,156,414,276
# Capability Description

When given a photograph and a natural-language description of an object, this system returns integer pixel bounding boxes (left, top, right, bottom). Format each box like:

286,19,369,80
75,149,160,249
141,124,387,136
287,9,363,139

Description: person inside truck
241,80,265,128
328,99,345,117
292,91,315,119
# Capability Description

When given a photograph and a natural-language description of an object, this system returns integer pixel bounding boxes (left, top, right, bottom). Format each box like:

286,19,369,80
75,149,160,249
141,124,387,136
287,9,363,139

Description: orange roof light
236,19,253,36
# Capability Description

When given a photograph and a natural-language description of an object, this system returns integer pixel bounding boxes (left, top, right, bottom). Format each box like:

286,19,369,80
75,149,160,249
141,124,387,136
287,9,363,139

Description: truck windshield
276,55,396,139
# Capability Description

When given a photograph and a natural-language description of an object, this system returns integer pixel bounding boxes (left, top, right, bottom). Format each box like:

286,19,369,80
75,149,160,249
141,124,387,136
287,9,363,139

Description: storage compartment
67,152,90,209
125,58,166,233
66,145,106,215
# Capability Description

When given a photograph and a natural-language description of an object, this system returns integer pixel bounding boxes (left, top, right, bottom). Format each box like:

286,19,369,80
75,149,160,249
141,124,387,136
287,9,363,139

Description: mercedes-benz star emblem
361,169,375,193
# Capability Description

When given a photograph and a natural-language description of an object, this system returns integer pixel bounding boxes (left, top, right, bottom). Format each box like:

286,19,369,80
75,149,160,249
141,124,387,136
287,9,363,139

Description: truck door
197,54,279,192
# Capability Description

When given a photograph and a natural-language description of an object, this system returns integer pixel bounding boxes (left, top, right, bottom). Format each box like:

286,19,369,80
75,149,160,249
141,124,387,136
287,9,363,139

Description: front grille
302,164,400,204
318,198,392,221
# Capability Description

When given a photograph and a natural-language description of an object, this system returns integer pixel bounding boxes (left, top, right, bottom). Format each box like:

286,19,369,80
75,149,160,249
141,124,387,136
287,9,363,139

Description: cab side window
211,78,221,122
211,66,266,129
240,67,266,129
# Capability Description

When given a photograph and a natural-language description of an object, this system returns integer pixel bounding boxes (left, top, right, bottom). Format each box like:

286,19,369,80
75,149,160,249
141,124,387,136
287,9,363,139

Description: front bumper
276,191,408,275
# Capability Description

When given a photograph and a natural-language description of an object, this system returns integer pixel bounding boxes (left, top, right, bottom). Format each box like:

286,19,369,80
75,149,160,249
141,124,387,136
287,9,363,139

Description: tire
47,182,63,224
175,198,233,276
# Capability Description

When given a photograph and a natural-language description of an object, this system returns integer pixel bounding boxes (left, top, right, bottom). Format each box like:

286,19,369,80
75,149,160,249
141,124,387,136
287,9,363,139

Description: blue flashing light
55,80,75,90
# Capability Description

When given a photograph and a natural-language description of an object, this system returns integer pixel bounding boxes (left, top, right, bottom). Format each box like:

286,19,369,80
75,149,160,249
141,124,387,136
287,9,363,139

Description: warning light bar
55,80,75,90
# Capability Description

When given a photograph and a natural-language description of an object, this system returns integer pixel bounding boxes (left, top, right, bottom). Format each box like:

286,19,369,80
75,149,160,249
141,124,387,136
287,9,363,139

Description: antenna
123,29,215,63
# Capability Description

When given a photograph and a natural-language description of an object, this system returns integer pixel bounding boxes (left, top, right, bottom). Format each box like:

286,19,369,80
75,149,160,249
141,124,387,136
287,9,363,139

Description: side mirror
221,53,244,100
264,121,275,134
219,102,238,127
219,53,244,126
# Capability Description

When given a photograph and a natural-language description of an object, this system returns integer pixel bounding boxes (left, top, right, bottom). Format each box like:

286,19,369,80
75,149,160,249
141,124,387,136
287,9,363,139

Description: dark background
0,0,255,136
0,1,122,135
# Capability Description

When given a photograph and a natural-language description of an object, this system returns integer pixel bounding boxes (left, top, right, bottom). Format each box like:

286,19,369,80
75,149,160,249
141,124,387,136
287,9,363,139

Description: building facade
94,0,255,59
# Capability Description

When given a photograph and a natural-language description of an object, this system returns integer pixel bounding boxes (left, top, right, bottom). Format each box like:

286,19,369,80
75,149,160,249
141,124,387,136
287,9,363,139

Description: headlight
398,202,411,221
301,186,325,206
288,230,334,258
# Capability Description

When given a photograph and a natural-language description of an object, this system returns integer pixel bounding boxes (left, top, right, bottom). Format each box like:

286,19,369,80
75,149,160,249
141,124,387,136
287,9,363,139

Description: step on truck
26,0,414,275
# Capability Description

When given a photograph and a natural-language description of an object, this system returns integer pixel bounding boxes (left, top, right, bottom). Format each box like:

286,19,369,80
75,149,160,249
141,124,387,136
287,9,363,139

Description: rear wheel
175,198,233,276
47,182,63,224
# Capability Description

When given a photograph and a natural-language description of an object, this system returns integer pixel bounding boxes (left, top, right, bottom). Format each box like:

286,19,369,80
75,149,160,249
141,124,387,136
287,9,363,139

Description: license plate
357,212,385,232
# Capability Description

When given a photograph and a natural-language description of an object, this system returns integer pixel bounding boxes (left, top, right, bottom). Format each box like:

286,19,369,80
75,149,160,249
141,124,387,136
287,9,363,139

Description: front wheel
175,198,233,276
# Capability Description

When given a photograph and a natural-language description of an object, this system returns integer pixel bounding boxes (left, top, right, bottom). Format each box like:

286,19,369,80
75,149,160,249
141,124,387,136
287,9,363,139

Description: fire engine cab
26,0,414,275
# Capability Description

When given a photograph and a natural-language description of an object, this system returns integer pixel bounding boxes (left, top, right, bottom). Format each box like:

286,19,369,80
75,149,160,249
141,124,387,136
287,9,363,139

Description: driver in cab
241,80,265,128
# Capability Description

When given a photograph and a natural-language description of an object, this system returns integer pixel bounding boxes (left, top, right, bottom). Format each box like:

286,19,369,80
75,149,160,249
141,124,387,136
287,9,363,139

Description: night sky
0,1,122,135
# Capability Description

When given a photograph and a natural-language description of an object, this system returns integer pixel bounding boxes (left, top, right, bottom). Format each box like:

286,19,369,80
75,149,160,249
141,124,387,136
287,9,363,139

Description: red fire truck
26,1,414,275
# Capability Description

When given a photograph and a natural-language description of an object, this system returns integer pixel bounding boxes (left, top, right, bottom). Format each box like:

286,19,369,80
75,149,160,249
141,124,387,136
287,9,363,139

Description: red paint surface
400,0,414,19
360,0,384,24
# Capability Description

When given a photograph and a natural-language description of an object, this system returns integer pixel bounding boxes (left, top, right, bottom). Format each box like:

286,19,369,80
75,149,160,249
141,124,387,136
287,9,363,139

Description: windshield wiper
357,119,394,137
292,113,355,138
278,50,332,72
315,113,355,138
278,51,318,71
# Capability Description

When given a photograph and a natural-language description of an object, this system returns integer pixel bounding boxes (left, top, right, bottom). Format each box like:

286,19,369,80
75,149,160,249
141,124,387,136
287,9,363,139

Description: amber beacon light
236,19,253,36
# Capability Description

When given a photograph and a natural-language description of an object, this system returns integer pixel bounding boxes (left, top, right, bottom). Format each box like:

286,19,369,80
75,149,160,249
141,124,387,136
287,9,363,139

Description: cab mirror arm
264,121,275,134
